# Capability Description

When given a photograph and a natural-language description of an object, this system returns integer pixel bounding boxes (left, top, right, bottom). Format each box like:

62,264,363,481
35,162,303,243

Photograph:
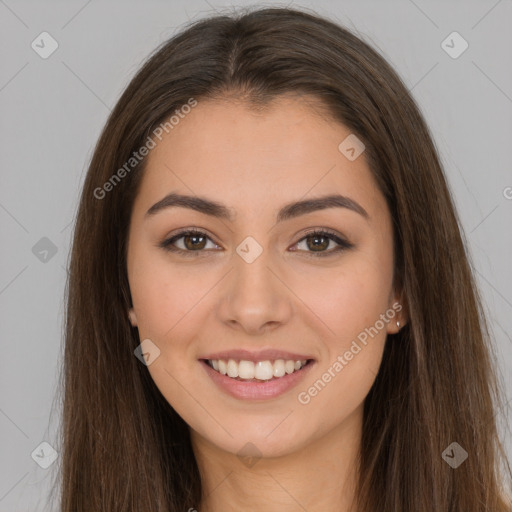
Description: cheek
128,246,211,340
294,252,393,343
129,254,209,414
291,251,393,405
126,237,394,452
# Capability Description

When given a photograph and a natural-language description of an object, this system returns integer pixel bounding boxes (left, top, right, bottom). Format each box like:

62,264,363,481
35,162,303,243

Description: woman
58,6,512,511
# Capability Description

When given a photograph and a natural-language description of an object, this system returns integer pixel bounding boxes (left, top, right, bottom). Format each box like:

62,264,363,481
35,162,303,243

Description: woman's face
126,95,402,459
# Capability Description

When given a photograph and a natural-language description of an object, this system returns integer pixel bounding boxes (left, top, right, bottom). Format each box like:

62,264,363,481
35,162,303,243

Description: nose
216,245,293,335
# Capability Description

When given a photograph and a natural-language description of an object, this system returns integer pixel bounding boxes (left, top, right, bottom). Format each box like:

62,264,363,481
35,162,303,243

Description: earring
128,309,138,327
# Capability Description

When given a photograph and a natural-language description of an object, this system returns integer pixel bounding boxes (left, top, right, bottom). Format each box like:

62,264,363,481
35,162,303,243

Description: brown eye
292,229,354,257
304,233,330,252
182,233,208,250
160,229,220,255
159,228,353,258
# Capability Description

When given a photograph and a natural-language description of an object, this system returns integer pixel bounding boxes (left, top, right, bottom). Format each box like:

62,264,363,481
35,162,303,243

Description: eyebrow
145,192,369,223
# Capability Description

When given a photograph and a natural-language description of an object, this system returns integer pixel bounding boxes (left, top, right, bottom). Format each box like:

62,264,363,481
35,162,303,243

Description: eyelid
159,227,221,254
159,226,353,257
291,227,354,256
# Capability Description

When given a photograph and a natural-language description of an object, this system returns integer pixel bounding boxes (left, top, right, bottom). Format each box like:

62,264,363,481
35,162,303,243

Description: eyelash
159,228,354,258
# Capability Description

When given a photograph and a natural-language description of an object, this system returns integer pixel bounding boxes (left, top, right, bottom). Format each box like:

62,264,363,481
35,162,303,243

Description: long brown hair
56,6,512,511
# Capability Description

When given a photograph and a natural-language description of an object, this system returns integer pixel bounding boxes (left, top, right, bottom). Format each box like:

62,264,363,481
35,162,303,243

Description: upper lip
200,349,315,362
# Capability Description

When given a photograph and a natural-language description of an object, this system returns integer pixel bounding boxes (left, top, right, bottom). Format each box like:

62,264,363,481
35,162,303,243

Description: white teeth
273,359,286,377
254,361,274,380
207,358,309,381
218,359,227,375
238,360,254,379
227,359,238,378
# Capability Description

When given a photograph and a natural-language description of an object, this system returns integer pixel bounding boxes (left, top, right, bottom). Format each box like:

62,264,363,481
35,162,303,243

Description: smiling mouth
201,358,314,382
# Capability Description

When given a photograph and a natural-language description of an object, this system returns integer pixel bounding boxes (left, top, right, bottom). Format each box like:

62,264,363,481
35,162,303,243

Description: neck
190,405,362,512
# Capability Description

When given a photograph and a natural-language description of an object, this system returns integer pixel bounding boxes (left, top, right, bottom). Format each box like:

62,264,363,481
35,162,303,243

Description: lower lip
199,359,316,401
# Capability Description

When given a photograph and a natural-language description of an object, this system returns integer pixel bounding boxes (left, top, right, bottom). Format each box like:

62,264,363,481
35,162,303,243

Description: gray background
1,0,511,510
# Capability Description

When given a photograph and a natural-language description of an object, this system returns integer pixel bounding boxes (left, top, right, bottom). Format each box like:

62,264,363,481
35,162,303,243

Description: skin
126,94,406,512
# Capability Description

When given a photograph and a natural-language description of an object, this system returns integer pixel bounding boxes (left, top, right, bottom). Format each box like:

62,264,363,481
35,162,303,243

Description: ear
128,308,138,327
386,287,409,335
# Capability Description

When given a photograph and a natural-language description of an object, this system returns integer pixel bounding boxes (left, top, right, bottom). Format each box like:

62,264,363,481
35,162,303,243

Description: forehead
133,95,386,222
